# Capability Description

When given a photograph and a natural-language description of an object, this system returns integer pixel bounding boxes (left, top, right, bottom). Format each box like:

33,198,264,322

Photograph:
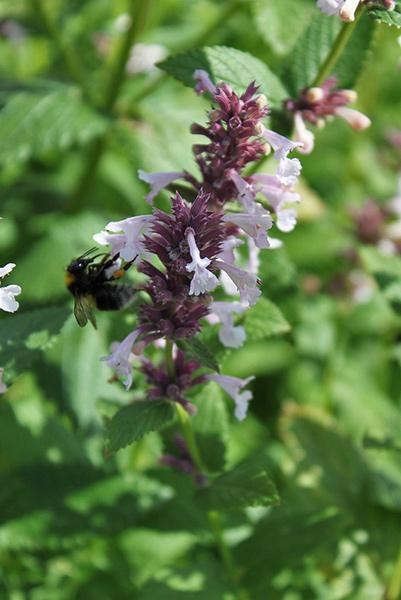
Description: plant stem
385,543,401,600
165,340,175,379
312,6,365,87
174,402,206,474
30,0,92,102
69,0,150,212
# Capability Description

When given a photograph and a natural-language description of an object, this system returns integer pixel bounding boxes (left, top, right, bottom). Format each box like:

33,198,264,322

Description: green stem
174,402,206,474
386,543,401,600
312,5,365,87
165,340,175,379
30,0,92,102
69,0,150,212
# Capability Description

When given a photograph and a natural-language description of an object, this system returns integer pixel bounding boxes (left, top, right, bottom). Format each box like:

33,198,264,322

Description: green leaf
159,46,288,109
368,1,401,27
359,245,401,289
0,88,109,166
285,13,375,95
177,337,220,372
0,306,70,378
191,383,229,473
196,458,279,510
244,297,290,341
106,400,175,452
363,434,401,453
252,0,315,56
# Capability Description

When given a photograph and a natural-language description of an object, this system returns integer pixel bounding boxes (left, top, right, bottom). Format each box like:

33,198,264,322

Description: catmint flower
101,329,140,390
0,368,7,395
215,259,261,306
138,170,184,204
185,228,219,295
93,215,152,261
206,373,254,421
138,190,226,343
209,301,247,348
285,78,370,154
0,263,21,313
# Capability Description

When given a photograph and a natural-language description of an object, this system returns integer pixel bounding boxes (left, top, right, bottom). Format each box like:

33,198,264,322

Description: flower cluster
95,73,303,423
285,77,371,154
317,0,395,21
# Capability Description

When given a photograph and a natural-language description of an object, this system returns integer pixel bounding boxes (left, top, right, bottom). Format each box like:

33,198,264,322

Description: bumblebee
65,248,136,328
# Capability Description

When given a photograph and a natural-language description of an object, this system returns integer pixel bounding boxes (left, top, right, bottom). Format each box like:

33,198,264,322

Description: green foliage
0,305,69,379
244,297,290,341
0,88,109,166
159,45,288,108
106,400,175,452
196,457,279,510
368,1,401,27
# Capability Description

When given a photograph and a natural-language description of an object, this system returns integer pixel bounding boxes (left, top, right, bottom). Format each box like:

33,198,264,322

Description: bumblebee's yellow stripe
65,272,75,286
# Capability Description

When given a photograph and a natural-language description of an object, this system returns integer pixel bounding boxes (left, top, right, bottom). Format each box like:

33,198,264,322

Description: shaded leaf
368,1,401,27
244,297,290,341
177,337,220,372
196,458,279,510
106,400,175,452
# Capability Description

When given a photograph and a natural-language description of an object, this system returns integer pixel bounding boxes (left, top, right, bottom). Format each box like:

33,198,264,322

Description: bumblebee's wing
74,295,97,328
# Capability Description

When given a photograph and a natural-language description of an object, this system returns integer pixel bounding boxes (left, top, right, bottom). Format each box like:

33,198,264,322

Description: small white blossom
0,263,21,313
101,329,140,390
276,208,298,233
223,206,272,249
262,128,302,161
206,373,254,421
317,0,361,21
186,229,219,296
294,112,315,155
209,301,247,348
215,259,261,306
126,43,167,74
93,215,152,262
138,170,184,204
229,170,257,211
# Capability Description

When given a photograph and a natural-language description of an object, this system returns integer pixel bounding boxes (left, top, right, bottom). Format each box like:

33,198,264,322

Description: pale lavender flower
215,259,261,306
101,329,140,390
206,373,254,421
0,263,21,313
193,69,217,95
224,209,272,248
209,301,247,348
317,0,361,21
93,215,152,261
262,128,302,161
138,170,184,204
185,228,219,296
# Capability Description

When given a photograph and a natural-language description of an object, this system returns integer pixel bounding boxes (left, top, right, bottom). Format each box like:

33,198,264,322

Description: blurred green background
1,0,401,598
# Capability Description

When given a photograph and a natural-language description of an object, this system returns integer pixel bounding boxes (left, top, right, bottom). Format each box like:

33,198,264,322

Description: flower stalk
312,4,366,87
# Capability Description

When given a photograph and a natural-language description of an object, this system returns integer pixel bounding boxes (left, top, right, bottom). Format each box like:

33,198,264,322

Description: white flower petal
138,170,184,204
206,374,254,421
101,329,140,390
0,285,21,313
0,263,15,279
186,229,219,296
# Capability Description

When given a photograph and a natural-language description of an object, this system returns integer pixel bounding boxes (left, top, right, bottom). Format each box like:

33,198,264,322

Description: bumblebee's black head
66,257,92,275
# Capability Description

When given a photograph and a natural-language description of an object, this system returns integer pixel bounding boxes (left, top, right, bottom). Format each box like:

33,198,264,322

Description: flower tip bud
334,106,371,131
262,142,271,156
253,121,265,136
342,89,358,103
339,8,356,22
305,87,324,103
255,94,268,109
